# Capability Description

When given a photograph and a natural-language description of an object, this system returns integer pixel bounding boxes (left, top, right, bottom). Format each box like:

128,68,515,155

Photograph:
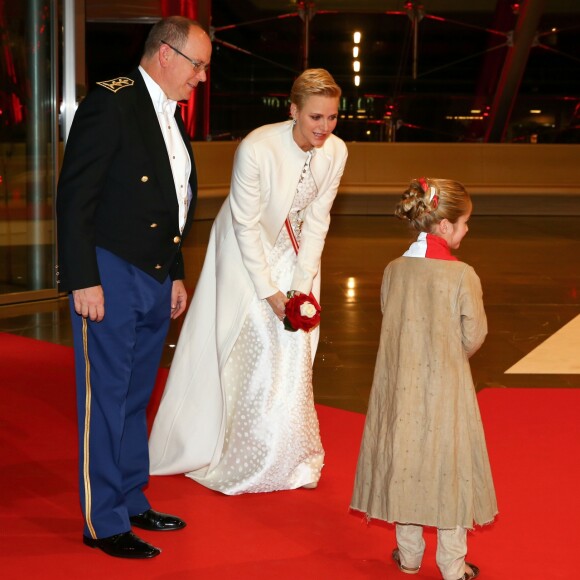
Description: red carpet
0,333,577,579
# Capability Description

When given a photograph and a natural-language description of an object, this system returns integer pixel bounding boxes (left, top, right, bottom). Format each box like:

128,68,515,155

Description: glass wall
0,0,59,303
84,1,580,143
207,2,580,143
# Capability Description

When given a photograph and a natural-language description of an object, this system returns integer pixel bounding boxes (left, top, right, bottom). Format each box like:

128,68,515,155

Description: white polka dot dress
189,151,324,494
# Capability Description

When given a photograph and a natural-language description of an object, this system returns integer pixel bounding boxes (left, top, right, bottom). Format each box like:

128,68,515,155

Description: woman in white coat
149,69,348,494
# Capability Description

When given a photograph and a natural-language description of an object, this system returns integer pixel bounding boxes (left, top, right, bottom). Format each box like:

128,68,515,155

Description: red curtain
161,0,198,138
0,0,24,125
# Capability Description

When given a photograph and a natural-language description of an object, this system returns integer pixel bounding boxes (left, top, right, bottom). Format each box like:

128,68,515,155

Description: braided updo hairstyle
395,178,471,233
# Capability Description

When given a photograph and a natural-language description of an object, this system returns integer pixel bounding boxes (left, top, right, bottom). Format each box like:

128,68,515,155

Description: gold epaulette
96,77,135,93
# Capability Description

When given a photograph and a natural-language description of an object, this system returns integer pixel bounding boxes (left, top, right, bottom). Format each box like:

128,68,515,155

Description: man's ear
159,43,171,68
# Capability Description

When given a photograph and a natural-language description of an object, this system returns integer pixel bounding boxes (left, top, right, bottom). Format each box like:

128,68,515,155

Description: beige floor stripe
505,314,580,374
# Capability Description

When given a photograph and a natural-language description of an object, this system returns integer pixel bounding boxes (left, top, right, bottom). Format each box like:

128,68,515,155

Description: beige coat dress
350,250,497,529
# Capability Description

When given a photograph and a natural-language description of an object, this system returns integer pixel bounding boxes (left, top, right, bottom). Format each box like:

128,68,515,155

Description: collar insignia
96,77,135,93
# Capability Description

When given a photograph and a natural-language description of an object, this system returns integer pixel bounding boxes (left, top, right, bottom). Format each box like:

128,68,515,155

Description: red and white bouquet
283,291,321,333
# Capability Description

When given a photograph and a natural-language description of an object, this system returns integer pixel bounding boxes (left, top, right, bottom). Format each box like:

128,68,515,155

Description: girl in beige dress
350,178,497,580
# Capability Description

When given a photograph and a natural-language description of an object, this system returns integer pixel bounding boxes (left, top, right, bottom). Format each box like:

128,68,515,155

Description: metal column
298,1,315,71
26,0,50,290
484,0,545,142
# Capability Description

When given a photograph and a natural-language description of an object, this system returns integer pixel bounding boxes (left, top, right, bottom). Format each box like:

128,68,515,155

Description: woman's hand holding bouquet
283,290,321,332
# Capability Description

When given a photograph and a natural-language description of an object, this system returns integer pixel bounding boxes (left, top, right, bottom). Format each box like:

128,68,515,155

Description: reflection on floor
1,215,579,414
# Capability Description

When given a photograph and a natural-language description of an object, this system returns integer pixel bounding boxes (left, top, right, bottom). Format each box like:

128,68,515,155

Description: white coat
149,120,348,475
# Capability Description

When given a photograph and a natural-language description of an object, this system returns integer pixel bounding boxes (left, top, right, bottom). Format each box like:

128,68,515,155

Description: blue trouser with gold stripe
69,247,172,539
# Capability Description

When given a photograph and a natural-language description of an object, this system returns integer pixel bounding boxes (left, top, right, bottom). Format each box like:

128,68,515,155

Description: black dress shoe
130,509,186,531
83,531,160,559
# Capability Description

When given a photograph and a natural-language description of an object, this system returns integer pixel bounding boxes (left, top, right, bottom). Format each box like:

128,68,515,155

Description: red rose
283,292,321,332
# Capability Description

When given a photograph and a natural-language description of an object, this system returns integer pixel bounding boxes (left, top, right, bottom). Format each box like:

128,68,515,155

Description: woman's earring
292,117,297,126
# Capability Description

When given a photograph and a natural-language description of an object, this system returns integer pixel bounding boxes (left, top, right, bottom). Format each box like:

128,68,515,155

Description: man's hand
171,280,188,319
72,285,105,322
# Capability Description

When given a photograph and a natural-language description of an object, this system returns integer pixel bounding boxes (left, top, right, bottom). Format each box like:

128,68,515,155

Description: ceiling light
354,31,361,44
353,60,360,72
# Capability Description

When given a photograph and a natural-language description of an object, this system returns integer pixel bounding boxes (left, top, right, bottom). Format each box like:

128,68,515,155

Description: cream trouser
396,524,468,580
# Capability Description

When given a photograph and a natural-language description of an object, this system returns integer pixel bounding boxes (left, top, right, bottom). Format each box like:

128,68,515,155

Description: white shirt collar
403,232,428,258
138,66,177,116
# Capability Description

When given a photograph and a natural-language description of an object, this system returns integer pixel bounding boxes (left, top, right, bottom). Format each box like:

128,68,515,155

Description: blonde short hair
290,68,341,110
395,178,472,233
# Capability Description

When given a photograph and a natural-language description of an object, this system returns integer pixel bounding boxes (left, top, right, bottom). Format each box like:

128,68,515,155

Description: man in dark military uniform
56,16,212,559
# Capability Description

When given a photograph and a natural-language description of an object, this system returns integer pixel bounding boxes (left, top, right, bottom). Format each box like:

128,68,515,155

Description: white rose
300,301,317,318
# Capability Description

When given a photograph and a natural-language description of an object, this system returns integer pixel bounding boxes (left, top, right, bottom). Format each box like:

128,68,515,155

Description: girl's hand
266,290,289,321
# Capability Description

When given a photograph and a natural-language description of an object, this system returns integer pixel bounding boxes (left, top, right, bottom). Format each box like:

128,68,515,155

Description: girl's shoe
459,563,480,579
392,549,420,574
